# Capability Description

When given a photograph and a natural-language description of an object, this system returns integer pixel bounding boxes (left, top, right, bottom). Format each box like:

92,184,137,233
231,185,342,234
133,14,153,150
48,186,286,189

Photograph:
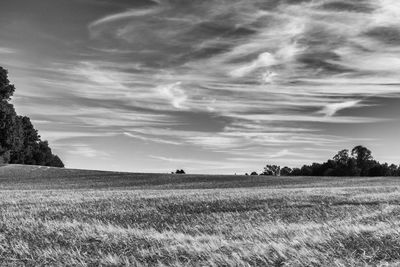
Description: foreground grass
1,165,400,265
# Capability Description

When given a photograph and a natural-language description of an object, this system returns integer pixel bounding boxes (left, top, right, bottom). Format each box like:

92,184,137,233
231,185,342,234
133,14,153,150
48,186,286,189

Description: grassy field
1,165,400,266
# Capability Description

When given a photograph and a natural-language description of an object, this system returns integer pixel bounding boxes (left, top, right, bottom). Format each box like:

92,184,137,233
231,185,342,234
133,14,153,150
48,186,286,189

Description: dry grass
1,165,400,266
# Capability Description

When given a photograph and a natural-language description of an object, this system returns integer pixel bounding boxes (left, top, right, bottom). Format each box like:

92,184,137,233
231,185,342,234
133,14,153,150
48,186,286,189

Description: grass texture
0,165,400,266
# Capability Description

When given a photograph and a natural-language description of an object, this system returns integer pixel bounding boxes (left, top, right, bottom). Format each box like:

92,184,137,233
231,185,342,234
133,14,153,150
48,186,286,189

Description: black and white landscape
1,0,400,266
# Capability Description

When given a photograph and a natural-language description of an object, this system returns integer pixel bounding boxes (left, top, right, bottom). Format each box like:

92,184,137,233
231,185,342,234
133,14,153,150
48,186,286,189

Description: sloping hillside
0,165,400,265
0,164,399,190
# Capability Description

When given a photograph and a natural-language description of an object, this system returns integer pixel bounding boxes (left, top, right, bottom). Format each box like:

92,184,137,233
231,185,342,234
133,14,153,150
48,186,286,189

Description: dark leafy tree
300,165,313,176
310,163,323,176
49,155,64,168
351,145,372,164
290,168,301,176
250,171,258,176
280,166,292,176
266,145,399,177
0,67,63,167
0,67,15,101
262,165,281,176
388,164,399,176
346,157,361,176
330,149,360,176
368,162,386,177
175,169,185,174
333,149,350,165
351,145,373,176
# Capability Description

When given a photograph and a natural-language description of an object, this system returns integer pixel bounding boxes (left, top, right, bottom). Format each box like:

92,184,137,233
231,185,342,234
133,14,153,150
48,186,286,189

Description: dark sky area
1,0,400,173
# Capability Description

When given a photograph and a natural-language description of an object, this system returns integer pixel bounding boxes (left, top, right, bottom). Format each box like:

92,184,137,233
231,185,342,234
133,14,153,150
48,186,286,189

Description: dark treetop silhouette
0,67,63,167
260,146,400,177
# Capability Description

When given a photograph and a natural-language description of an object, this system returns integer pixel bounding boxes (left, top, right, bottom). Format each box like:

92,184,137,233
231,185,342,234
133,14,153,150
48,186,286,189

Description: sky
1,0,400,174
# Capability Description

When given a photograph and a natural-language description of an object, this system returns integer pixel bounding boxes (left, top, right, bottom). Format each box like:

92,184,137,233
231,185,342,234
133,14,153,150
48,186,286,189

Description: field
1,165,400,266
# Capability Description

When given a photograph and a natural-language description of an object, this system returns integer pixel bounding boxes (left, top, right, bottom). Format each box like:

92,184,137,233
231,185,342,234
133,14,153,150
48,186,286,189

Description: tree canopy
260,145,400,177
0,67,64,167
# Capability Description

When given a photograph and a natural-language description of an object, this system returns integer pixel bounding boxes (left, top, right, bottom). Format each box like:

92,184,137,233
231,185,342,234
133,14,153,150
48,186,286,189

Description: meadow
1,165,400,266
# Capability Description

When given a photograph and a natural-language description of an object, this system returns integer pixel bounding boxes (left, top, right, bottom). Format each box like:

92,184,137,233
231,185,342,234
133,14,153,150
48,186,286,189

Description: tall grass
0,165,400,265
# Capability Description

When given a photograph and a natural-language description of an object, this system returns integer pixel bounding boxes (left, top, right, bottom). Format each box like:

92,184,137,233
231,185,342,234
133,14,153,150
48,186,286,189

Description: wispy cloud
123,132,181,145
318,100,362,117
0,47,16,54
67,144,110,158
89,8,159,29
3,0,400,173
157,82,187,109
149,155,219,166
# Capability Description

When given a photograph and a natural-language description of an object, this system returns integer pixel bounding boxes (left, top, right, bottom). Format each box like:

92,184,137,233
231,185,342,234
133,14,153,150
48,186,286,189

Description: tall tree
0,67,15,101
263,165,281,176
280,166,292,176
351,145,373,175
0,67,64,167
333,149,350,165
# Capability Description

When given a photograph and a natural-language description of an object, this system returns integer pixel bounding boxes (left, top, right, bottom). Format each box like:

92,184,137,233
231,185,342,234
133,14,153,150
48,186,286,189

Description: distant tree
263,165,280,176
323,168,336,177
329,149,360,176
333,149,350,165
300,165,313,176
351,146,373,164
368,162,386,177
291,168,302,176
351,145,373,176
346,157,360,176
310,162,323,176
250,171,258,176
388,164,399,176
280,166,292,176
175,169,185,174
258,145,400,177
320,160,337,176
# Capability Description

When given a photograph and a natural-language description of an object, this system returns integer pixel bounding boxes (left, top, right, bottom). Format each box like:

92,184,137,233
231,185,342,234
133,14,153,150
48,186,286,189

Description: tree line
0,67,64,167
250,146,400,177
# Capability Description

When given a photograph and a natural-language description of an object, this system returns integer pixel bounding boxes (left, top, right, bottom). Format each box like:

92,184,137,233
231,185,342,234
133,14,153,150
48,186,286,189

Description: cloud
157,82,187,109
5,0,400,173
89,7,160,29
230,52,276,78
0,47,16,54
67,144,110,158
318,100,362,117
319,1,375,13
228,113,382,124
365,26,400,45
267,149,301,159
71,62,126,89
185,135,241,149
123,132,181,145
372,0,400,26
149,155,220,166
39,131,116,142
